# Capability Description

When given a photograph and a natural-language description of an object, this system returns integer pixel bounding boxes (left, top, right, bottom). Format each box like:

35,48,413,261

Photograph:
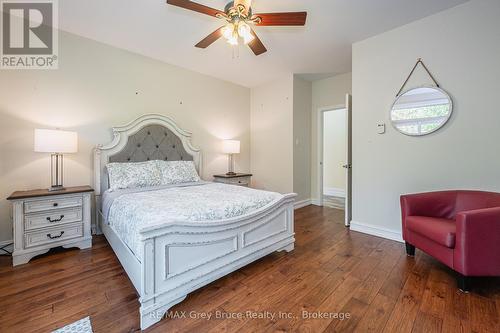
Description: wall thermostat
377,123,386,134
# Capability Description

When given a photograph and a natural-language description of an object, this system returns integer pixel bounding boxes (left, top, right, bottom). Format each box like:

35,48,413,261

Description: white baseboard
294,199,312,210
0,239,13,254
350,221,403,243
323,187,346,198
311,199,321,206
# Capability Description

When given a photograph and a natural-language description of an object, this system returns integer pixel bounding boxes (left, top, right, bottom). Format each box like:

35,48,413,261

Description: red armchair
401,190,500,291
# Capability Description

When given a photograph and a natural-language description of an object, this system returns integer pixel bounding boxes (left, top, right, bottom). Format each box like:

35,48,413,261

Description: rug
52,316,93,333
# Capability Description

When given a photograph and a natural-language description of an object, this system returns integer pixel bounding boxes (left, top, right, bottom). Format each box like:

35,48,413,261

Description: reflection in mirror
390,87,452,136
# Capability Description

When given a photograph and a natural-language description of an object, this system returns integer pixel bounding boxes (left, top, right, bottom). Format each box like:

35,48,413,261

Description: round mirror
390,86,453,136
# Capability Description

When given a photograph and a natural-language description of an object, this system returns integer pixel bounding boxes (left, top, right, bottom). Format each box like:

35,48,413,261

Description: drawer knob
53,203,59,207
47,231,64,239
46,215,64,223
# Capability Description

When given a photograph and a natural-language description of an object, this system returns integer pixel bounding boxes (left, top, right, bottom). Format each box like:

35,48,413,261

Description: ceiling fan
166,0,307,56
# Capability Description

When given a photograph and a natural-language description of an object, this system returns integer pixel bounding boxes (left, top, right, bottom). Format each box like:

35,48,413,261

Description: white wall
250,75,294,194
293,76,312,201
310,73,352,201
0,30,251,243
352,0,500,236
323,109,347,195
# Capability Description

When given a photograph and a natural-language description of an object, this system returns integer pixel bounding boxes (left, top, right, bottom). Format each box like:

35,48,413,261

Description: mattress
103,182,284,259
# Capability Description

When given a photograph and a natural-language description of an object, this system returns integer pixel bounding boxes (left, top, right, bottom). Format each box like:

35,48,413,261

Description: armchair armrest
454,207,500,276
400,191,457,219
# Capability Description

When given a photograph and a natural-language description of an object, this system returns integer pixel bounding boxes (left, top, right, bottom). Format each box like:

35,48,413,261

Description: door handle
342,164,352,169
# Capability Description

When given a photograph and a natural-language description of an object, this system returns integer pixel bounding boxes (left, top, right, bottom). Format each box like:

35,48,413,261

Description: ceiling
58,0,469,87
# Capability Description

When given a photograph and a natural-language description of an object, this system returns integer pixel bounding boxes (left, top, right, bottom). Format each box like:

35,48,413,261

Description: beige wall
250,75,294,194
352,0,500,235
323,109,347,194
310,73,352,201
293,76,312,201
0,30,251,243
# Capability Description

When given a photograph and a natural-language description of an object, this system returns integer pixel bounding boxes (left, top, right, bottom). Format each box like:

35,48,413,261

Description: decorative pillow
156,160,200,185
107,161,160,190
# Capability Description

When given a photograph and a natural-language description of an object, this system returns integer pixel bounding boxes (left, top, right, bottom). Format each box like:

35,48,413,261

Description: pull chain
231,44,240,59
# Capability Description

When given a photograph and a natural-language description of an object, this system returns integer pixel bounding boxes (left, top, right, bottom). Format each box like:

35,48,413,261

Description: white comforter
106,182,283,259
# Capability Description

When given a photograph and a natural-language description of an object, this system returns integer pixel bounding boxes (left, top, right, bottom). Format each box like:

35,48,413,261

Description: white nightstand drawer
24,223,84,248
24,196,83,214
214,175,252,187
227,177,250,186
25,208,83,231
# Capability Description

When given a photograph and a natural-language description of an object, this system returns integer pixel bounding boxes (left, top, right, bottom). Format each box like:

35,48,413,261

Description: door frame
317,104,347,207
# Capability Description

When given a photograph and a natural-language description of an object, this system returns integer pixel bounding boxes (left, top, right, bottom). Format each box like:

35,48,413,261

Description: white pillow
156,160,200,185
107,161,160,190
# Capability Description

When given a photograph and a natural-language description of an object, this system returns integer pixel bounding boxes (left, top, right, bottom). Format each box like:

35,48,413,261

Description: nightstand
213,173,252,187
7,186,93,266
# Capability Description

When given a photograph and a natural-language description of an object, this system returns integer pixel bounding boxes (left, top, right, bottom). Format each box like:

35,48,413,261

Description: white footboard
138,194,296,330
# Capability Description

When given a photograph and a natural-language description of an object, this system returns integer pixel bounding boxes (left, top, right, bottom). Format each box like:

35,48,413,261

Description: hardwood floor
0,205,499,333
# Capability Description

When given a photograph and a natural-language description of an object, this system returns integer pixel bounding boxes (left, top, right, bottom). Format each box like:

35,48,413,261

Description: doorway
318,94,352,226
322,107,347,209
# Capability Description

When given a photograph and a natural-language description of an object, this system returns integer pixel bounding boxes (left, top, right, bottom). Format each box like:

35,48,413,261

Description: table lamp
222,140,240,175
34,129,78,191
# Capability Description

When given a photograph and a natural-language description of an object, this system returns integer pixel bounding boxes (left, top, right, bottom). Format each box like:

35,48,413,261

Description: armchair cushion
406,216,456,248
401,191,457,220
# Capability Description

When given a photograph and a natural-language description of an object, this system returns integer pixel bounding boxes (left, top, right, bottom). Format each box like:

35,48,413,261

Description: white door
344,94,352,227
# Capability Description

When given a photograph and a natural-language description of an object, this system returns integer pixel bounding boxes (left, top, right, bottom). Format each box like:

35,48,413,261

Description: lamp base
49,154,65,192
225,172,237,176
48,185,66,192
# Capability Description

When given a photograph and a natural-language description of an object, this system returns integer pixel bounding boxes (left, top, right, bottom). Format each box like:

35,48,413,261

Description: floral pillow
156,160,200,185
107,161,160,190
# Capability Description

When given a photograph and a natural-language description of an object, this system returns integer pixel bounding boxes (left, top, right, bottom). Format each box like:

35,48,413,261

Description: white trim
350,221,403,243
323,187,346,198
294,199,312,210
311,199,321,206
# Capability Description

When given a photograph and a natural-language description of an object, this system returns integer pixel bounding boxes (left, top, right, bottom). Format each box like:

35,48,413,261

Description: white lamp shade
34,129,78,153
222,140,240,154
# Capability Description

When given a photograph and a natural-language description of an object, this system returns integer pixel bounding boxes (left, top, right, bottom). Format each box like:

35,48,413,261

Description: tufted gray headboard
109,125,193,163
93,114,202,220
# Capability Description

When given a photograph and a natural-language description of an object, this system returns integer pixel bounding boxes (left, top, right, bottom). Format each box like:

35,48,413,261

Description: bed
93,114,296,330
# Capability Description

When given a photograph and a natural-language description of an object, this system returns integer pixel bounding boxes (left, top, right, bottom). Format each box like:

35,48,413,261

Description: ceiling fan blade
234,0,252,15
195,27,223,48
166,0,224,18
248,30,267,56
253,12,307,26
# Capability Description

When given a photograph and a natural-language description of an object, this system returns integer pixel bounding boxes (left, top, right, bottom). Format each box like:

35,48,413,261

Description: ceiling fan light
221,23,235,40
237,21,250,36
242,32,254,44
238,21,254,44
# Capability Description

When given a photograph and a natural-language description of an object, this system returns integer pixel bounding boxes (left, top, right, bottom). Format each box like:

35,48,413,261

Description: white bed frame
94,114,296,330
